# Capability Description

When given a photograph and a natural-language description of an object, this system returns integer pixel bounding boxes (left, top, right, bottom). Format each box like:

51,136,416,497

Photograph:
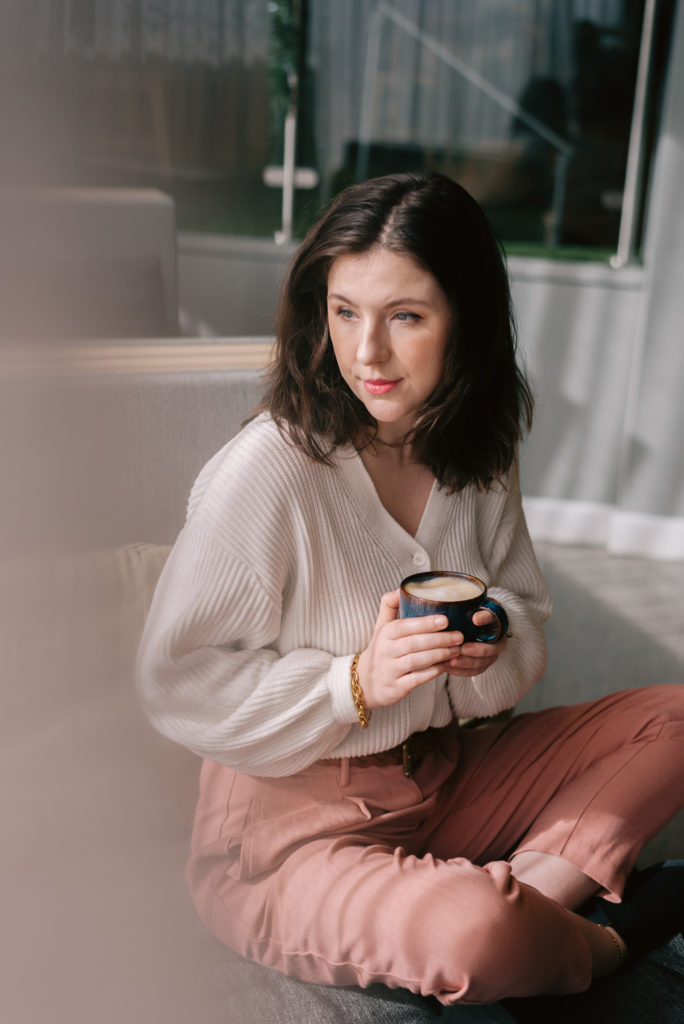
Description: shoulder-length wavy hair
262,172,533,492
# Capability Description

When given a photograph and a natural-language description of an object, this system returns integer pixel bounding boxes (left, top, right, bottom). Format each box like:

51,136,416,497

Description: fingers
375,590,401,628
362,595,507,708
397,664,451,691
447,637,508,677
358,646,448,708
359,599,464,708
389,612,461,642
381,609,465,678
391,623,465,682
471,609,495,627
397,639,464,677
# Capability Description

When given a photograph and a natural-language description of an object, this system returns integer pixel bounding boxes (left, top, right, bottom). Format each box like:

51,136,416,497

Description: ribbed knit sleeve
136,420,363,777
136,519,360,775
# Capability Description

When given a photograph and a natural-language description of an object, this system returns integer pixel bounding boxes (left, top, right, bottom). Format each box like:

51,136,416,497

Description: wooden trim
2,341,275,376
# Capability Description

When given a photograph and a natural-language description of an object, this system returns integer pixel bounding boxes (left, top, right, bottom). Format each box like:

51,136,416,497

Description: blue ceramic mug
399,571,509,644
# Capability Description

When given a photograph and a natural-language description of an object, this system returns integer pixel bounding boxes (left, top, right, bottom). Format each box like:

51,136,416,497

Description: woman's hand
357,590,466,709
447,608,508,678
357,597,508,708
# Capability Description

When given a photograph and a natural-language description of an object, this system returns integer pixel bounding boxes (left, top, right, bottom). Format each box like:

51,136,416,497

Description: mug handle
472,598,509,643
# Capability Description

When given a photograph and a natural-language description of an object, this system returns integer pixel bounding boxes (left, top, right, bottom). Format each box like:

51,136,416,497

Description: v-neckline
335,444,445,550
359,454,435,540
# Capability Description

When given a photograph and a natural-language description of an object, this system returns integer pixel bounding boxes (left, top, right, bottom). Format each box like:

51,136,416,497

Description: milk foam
404,575,483,602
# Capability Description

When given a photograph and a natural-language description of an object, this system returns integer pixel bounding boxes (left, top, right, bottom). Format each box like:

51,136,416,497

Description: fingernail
435,616,448,628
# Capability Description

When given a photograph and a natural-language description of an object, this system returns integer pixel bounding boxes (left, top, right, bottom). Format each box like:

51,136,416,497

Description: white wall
618,0,684,522
511,258,644,507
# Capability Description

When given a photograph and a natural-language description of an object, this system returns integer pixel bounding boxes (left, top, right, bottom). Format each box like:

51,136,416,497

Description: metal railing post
611,0,659,268
357,5,384,183
276,72,298,245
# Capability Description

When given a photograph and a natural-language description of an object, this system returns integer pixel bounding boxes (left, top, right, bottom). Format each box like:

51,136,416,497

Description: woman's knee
408,859,591,1003
649,682,684,716
630,683,684,737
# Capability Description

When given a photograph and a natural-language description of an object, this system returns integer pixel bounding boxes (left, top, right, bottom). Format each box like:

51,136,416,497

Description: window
309,0,675,261
1,1,675,261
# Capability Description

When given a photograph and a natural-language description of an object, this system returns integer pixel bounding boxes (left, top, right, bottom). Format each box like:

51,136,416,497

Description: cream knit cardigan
136,414,551,777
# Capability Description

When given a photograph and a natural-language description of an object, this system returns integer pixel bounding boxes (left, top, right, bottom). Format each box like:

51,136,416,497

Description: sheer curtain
608,0,684,559
517,1,684,562
309,0,627,193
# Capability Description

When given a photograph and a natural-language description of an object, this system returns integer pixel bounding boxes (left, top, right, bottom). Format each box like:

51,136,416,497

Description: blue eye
395,311,421,322
337,307,355,320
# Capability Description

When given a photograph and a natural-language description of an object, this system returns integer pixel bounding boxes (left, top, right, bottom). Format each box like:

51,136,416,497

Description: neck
356,433,435,536
358,419,414,452
357,434,416,469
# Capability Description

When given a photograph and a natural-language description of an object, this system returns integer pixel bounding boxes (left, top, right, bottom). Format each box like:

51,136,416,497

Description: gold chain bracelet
350,653,371,728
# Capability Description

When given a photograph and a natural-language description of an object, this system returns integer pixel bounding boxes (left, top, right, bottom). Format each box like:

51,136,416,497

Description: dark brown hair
263,172,533,491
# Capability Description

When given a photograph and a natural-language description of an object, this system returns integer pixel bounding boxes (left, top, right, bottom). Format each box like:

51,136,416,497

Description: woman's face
326,248,452,444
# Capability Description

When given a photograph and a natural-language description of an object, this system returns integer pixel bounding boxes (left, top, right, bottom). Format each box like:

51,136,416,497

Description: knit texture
136,414,551,776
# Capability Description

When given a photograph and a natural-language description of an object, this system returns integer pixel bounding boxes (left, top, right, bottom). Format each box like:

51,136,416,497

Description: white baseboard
523,497,684,561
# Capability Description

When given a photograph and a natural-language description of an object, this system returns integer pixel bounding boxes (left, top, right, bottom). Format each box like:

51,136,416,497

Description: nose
356,317,390,366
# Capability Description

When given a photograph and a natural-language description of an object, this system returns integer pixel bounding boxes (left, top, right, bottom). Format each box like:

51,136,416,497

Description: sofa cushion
3,542,172,743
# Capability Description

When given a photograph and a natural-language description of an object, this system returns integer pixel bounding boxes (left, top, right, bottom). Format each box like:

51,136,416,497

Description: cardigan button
412,551,427,567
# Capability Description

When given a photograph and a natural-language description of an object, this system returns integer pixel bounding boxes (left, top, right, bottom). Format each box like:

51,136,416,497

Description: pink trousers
187,685,684,1006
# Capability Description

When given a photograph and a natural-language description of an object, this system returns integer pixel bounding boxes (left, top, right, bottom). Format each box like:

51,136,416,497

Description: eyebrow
327,292,432,307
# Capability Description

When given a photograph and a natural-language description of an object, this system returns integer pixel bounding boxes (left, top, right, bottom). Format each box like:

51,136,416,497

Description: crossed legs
188,685,684,1004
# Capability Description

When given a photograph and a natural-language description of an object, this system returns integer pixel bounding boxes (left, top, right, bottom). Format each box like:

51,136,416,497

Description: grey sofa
2,351,681,1024
0,187,178,341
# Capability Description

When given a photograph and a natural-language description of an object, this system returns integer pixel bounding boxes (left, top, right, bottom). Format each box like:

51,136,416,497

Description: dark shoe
583,860,684,961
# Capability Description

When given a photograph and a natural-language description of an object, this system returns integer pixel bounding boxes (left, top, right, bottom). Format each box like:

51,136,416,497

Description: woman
137,173,684,1007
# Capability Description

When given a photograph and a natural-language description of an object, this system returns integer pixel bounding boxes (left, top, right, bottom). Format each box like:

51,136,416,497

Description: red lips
363,379,400,394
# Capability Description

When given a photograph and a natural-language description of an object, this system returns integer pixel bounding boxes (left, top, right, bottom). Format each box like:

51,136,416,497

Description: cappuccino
400,570,508,643
403,575,484,602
